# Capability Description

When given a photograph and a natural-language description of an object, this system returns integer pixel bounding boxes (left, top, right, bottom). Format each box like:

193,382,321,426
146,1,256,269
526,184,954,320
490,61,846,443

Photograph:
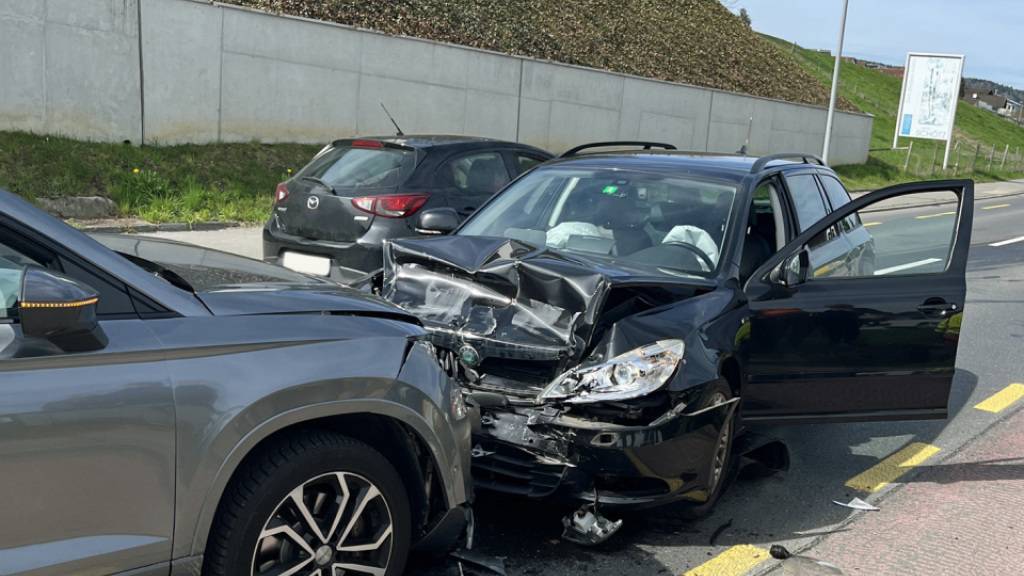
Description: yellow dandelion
286,168,293,174
132,167,140,174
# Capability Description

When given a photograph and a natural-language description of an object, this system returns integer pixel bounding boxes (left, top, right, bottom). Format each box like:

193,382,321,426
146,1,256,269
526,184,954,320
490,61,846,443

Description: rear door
742,180,973,423
436,151,511,219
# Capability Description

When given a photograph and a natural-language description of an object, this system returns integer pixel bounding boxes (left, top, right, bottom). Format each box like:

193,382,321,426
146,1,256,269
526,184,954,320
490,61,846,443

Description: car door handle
917,298,959,317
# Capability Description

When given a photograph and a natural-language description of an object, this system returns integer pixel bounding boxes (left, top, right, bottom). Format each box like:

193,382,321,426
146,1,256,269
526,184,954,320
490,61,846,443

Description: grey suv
0,190,472,576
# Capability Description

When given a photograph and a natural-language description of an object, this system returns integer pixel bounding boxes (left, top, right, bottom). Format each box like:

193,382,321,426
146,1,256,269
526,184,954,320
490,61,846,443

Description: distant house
967,91,1022,118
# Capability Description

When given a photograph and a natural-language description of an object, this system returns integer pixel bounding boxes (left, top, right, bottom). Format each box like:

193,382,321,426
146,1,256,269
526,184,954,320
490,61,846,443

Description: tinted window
819,174,851,210
445,152,510,194
787,174,828,232
513,153,545,175
298,144,415,189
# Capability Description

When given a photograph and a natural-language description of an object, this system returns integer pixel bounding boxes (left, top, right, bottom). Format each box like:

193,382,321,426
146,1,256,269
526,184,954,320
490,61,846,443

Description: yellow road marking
863,221,883,227
915,211,956,220
982,203,1011,210
975,383,1024,413
683,545,769,576
845,442,941,493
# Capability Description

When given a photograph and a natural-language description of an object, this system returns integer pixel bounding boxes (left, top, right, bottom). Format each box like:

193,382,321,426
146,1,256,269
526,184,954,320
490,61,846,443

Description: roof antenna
380,102,404,136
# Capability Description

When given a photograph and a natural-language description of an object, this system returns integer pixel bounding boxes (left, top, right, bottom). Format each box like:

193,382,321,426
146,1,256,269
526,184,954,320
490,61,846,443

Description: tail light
351,194,429,218
351,139,384,149
274,182,290,204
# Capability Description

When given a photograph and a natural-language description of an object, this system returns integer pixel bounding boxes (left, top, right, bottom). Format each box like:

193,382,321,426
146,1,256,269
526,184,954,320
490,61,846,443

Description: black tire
204,429,412,576
652,379,736,525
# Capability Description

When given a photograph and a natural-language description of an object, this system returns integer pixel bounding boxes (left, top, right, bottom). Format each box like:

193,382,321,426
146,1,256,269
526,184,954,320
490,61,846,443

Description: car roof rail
560,141,678,158
750,152,826,173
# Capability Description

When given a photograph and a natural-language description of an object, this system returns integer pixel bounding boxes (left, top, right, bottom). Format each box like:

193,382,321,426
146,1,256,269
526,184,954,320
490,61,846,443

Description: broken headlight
537,340,685,404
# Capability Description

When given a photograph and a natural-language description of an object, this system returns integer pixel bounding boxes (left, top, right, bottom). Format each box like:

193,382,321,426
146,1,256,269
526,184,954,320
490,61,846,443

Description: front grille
471,441,567,498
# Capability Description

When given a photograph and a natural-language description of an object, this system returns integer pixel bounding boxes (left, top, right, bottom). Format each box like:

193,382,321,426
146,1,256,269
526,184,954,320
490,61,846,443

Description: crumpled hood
381,236,709,378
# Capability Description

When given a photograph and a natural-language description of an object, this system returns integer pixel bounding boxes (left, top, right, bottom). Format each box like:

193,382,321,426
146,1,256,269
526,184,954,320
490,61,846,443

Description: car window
786,174,829,232
0,243,36,319
812,189,959,279
445,152,510,194
459,166,737,276
513,153,545,175
820,174,862,232
298,144,415,190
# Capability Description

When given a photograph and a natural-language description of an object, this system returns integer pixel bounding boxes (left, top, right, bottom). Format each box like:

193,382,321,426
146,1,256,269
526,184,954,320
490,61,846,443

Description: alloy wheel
251,471,394,576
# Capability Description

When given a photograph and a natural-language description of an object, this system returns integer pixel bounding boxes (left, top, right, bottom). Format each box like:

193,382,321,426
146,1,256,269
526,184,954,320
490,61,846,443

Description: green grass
763,35,1024,190
0,131,319,223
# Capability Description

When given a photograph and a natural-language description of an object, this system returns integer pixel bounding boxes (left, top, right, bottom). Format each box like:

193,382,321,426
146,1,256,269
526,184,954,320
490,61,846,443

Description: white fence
0,0,874,164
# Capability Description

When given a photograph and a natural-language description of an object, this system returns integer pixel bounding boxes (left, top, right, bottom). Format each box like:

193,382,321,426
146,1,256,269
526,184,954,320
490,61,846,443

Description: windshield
458,166,738,275
298,144,415,190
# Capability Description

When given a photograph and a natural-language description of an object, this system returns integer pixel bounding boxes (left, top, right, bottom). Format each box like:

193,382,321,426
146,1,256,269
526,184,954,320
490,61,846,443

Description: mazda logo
306,195,320,210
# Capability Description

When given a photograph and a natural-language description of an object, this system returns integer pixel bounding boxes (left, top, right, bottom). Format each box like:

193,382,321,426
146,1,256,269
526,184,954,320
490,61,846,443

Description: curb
75,221,245,234
749,399,1024,576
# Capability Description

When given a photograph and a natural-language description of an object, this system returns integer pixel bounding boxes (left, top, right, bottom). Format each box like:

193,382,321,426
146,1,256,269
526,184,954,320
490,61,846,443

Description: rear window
299,144,416,189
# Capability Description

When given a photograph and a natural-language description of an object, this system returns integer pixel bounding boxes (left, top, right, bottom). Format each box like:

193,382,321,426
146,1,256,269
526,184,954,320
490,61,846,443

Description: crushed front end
381,235,740,508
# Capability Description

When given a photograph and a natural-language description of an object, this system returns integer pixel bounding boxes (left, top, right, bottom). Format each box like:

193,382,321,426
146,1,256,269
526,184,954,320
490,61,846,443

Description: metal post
971,143,980,172
954,141,961,175
930,146,939,176
821,0,849,164
903,141,914,172
1001,144,1010,168
988,145,995,171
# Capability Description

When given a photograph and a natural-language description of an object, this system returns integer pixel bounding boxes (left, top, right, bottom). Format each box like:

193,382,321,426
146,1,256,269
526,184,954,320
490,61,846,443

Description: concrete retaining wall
1,0,874,165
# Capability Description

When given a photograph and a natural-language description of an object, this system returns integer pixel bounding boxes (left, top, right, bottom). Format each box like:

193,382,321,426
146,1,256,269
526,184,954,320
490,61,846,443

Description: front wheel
204,430,412,576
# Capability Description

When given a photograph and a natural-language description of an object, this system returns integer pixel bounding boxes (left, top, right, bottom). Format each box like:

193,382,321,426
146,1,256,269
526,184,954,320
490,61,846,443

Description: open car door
741,179,973,423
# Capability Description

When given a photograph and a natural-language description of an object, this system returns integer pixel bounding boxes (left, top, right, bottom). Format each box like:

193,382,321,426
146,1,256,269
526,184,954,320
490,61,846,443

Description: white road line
874,258,942,276
989,235,1024,247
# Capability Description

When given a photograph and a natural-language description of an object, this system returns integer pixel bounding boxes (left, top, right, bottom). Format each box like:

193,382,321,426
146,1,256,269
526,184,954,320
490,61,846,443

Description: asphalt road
141,187,1024,576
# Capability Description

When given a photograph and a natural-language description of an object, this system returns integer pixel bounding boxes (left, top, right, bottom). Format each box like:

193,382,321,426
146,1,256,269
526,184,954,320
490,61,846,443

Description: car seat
740,211,773,282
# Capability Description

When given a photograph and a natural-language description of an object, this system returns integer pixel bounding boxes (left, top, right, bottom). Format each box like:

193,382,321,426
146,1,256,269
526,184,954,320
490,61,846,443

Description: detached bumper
471,397,738,508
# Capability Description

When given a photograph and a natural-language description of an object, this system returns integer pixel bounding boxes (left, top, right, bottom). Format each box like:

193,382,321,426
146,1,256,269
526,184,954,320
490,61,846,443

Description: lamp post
822,0,850,164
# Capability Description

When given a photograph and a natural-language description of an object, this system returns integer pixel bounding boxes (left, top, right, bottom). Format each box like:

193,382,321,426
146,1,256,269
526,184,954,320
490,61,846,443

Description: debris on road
831,497,880,512
708,519,733,546
450,549,508,576
561,503,623,546
771,545,845,575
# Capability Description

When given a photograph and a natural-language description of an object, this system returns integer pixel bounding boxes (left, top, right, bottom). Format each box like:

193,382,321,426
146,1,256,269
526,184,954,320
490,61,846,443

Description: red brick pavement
809,409,1024,575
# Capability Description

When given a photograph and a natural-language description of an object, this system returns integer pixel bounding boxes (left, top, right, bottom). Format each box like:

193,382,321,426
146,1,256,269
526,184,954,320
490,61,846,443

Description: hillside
763,35,1024,189
226,0,852,109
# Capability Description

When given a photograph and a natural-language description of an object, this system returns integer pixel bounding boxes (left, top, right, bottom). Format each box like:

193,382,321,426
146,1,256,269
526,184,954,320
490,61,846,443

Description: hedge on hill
227,0,854,110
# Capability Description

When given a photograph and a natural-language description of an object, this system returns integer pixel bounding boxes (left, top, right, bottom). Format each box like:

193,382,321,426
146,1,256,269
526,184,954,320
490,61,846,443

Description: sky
726,0,1021,90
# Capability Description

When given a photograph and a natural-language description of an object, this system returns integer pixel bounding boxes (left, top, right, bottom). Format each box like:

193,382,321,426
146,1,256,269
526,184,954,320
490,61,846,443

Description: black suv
378,142,974,519
263,135,551,282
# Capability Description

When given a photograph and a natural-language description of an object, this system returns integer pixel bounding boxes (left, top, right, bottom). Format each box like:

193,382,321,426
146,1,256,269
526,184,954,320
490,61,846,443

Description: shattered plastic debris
770,545,845,575
560,503,623,546
450,549,507,576
831,497,879,512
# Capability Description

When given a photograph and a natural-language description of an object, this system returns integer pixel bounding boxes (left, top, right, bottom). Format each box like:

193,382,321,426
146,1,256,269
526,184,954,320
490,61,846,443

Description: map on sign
895,53,964,141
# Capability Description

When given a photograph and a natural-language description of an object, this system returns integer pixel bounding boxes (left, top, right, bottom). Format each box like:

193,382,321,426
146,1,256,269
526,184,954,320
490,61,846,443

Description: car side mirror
18,266,107,353
772,247,810,287
416,207,461,235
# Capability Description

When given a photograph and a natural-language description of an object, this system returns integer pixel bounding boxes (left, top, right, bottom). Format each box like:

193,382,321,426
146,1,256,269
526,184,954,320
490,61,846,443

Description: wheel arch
188,400,454,558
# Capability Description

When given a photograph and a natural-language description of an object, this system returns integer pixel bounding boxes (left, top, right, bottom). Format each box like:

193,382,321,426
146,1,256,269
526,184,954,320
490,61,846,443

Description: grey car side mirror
773,248,810,287
18,266,107,353
416,207,461,235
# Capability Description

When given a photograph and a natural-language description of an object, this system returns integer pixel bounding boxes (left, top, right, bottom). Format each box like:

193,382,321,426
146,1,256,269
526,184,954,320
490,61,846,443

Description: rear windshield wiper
301,176,336,194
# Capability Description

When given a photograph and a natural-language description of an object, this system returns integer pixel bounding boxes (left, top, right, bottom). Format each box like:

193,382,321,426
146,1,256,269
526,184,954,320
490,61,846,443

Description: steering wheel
663,241,716,272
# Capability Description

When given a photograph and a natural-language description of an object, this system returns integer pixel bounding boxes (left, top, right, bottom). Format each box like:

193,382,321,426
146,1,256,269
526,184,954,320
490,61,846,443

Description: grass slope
227,0,851,109
0,131,317,223
763,35,1024,189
